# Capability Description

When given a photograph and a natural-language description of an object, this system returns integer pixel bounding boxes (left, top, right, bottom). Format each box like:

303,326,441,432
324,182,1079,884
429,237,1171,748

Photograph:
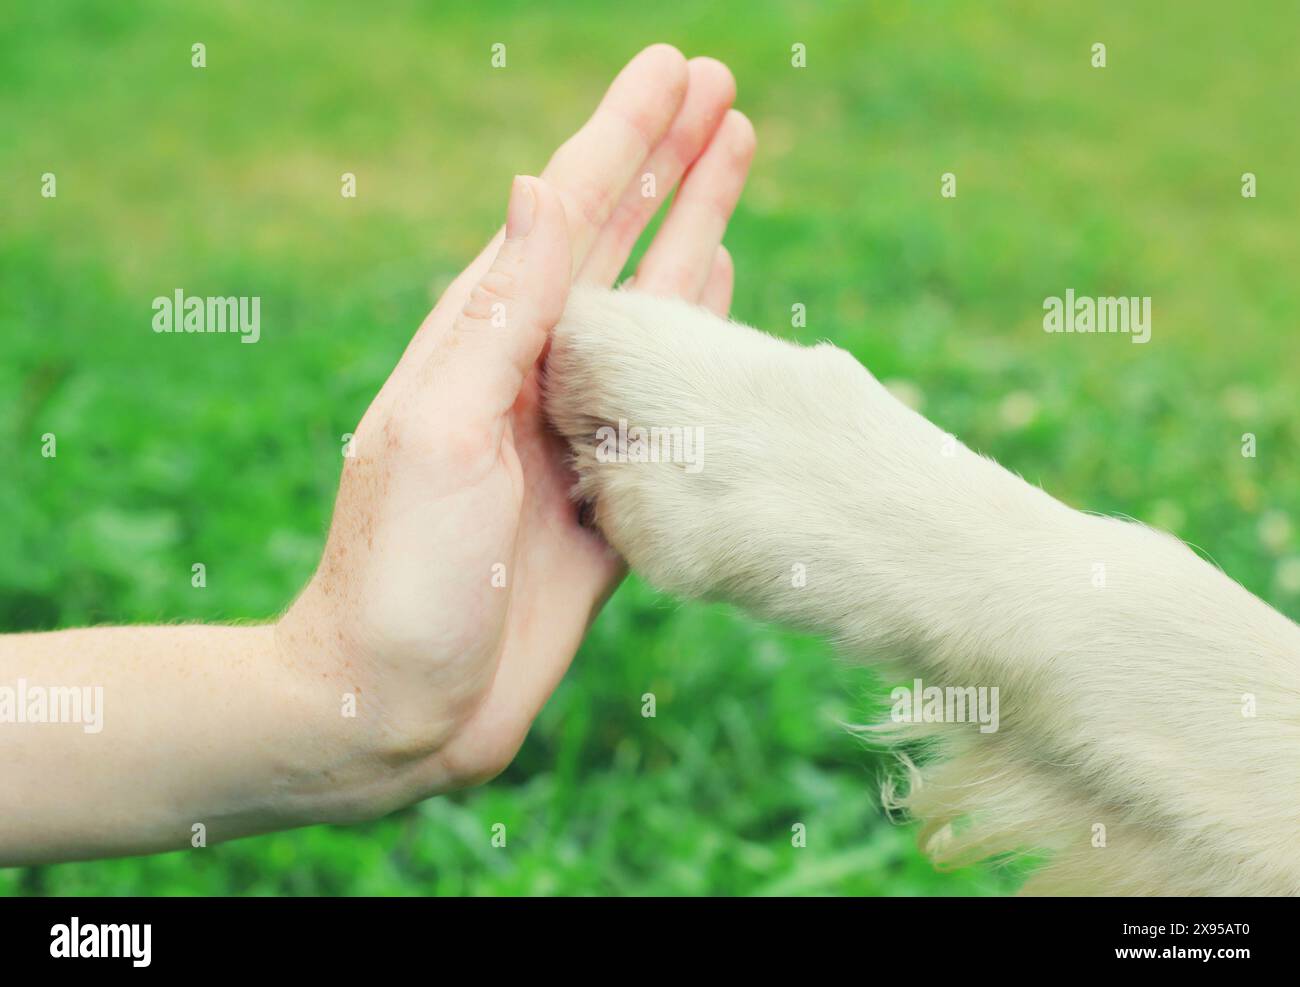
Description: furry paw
543,286,878,615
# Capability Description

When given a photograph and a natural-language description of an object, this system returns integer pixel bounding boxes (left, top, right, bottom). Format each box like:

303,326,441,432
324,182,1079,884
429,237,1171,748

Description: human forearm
0,623,383,866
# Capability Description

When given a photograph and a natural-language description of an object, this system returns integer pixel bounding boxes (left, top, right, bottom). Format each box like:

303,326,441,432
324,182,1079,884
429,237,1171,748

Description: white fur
544,285,1300,896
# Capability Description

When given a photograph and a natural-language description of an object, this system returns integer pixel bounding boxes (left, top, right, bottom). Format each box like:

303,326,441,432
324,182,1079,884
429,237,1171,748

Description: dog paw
544,286,876,612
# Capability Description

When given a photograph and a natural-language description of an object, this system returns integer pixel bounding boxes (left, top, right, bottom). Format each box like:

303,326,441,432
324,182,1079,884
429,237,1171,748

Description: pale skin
0,45,756,866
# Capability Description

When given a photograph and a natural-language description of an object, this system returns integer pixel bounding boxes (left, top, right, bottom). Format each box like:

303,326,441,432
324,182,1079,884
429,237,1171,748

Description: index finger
384,45,689,392
541,44,689,270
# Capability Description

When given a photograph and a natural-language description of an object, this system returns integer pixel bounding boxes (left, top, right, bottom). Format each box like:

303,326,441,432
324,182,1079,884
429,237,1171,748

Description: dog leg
544,285,1300,895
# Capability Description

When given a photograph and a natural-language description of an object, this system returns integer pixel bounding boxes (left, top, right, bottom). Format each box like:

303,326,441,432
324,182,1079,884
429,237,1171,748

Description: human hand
277,44,755,815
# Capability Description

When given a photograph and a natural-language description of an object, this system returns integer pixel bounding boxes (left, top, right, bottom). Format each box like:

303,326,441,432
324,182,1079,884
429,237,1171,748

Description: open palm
280,46,755,804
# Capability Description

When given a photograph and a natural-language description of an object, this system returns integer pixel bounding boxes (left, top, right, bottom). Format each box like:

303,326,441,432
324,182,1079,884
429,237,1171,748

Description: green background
2,0,1296,895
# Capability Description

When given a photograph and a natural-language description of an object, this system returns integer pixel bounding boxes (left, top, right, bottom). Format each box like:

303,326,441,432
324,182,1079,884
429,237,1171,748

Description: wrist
273,583,467,821
269,599,410,825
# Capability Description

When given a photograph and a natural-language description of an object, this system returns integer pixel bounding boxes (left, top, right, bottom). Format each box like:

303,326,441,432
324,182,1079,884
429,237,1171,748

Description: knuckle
461,267,519,324
707,192,734,224
652,262,698,295
572,177,614,230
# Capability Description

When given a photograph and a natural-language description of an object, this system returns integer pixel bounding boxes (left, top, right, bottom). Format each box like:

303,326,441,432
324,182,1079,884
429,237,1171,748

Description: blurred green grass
1,0,1296,895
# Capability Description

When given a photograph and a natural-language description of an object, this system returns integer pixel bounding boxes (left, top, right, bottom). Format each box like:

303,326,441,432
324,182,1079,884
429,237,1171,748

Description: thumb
446,175,571,412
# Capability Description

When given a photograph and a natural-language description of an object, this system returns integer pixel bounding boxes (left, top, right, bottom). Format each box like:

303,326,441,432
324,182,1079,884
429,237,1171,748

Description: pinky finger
698,245,734,316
